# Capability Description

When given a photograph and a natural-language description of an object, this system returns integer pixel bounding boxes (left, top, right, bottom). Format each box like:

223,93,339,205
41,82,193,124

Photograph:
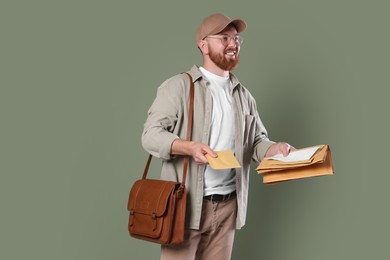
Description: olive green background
1,0,389,259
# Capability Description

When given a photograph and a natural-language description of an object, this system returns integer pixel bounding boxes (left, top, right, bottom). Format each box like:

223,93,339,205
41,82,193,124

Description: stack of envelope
256,144,334,184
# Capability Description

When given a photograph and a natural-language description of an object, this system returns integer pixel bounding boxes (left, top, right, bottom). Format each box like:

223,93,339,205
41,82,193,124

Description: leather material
203,191,236,202
128,179,187,245
128,73,194,245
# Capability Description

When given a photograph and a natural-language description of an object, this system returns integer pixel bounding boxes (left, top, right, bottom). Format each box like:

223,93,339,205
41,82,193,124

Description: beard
208,46,240,71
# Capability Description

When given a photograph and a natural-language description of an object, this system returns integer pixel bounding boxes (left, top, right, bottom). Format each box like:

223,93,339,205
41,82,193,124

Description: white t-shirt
199,67,236,196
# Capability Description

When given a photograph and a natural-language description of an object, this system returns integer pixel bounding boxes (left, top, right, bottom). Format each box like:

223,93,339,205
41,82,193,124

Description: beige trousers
161,197,237,260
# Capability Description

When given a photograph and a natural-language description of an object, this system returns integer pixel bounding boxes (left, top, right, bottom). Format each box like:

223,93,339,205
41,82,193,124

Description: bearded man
141,13,293,260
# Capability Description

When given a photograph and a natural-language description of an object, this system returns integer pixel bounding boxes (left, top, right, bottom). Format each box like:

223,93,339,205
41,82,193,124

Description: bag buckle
177,186,184,199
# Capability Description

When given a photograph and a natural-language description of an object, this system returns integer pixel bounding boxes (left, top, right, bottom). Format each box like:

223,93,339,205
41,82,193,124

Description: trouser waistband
203,191,236,202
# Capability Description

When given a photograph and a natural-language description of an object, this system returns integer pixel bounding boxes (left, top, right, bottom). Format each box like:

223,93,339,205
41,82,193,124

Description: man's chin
224,61,239,71
209,52,240,71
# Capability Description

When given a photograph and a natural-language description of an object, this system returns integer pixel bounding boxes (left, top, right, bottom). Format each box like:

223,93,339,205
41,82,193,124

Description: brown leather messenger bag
127,73,194,245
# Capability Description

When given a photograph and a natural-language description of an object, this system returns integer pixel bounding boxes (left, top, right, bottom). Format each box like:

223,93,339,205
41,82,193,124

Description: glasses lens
235,36,243,45
228,35,243,46
221,35,230,45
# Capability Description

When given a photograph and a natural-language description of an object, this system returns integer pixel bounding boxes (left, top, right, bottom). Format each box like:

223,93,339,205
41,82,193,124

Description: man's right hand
171,139,217,164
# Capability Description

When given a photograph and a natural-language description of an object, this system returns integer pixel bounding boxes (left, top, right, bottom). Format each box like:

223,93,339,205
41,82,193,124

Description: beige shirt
142,65,274,229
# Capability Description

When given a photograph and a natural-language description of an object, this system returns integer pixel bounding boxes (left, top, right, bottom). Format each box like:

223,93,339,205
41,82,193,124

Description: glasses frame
205,34,244,46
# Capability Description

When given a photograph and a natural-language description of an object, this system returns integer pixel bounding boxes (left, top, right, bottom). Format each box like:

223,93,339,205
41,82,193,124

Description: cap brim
230,19,247,33
209,18,247,36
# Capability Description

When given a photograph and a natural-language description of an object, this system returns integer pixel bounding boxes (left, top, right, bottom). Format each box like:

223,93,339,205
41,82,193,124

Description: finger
203,147,217,158
198,155,209,164
282,143,290,156
195,152,210,164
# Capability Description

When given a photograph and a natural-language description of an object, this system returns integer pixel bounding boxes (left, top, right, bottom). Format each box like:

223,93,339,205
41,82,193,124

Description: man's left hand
265,142,295,157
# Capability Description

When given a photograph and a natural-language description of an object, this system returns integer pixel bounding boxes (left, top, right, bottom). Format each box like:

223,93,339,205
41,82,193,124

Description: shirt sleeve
250,97,275,162
141,77,184,160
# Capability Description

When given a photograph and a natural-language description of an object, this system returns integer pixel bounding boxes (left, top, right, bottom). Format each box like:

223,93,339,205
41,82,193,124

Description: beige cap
196,13,247,42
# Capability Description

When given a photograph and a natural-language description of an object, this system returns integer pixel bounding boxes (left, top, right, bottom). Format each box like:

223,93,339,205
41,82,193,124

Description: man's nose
227,37,237,47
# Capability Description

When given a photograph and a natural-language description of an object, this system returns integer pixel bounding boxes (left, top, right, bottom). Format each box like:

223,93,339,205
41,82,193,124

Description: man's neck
202,61,230,78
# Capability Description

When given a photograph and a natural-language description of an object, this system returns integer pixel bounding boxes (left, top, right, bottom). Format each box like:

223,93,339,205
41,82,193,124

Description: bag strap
142,73,195,189
180,72,194,188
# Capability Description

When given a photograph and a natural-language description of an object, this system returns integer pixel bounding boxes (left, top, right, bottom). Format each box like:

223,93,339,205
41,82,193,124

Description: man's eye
222,36,229,42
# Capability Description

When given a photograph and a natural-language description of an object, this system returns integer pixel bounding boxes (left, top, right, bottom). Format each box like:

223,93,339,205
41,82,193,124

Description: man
142,13,294,260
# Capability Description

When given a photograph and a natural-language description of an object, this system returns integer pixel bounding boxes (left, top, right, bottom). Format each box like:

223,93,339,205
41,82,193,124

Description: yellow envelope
256,144,334,184
205,150,241,170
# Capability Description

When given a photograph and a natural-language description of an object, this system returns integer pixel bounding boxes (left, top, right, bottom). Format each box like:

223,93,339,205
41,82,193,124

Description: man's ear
198,40,208,55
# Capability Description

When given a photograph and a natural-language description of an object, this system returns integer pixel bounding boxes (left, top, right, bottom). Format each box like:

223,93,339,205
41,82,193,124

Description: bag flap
128,179,179,217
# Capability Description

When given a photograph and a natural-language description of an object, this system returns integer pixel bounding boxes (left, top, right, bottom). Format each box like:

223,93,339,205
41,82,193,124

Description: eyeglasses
205,34,244,46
